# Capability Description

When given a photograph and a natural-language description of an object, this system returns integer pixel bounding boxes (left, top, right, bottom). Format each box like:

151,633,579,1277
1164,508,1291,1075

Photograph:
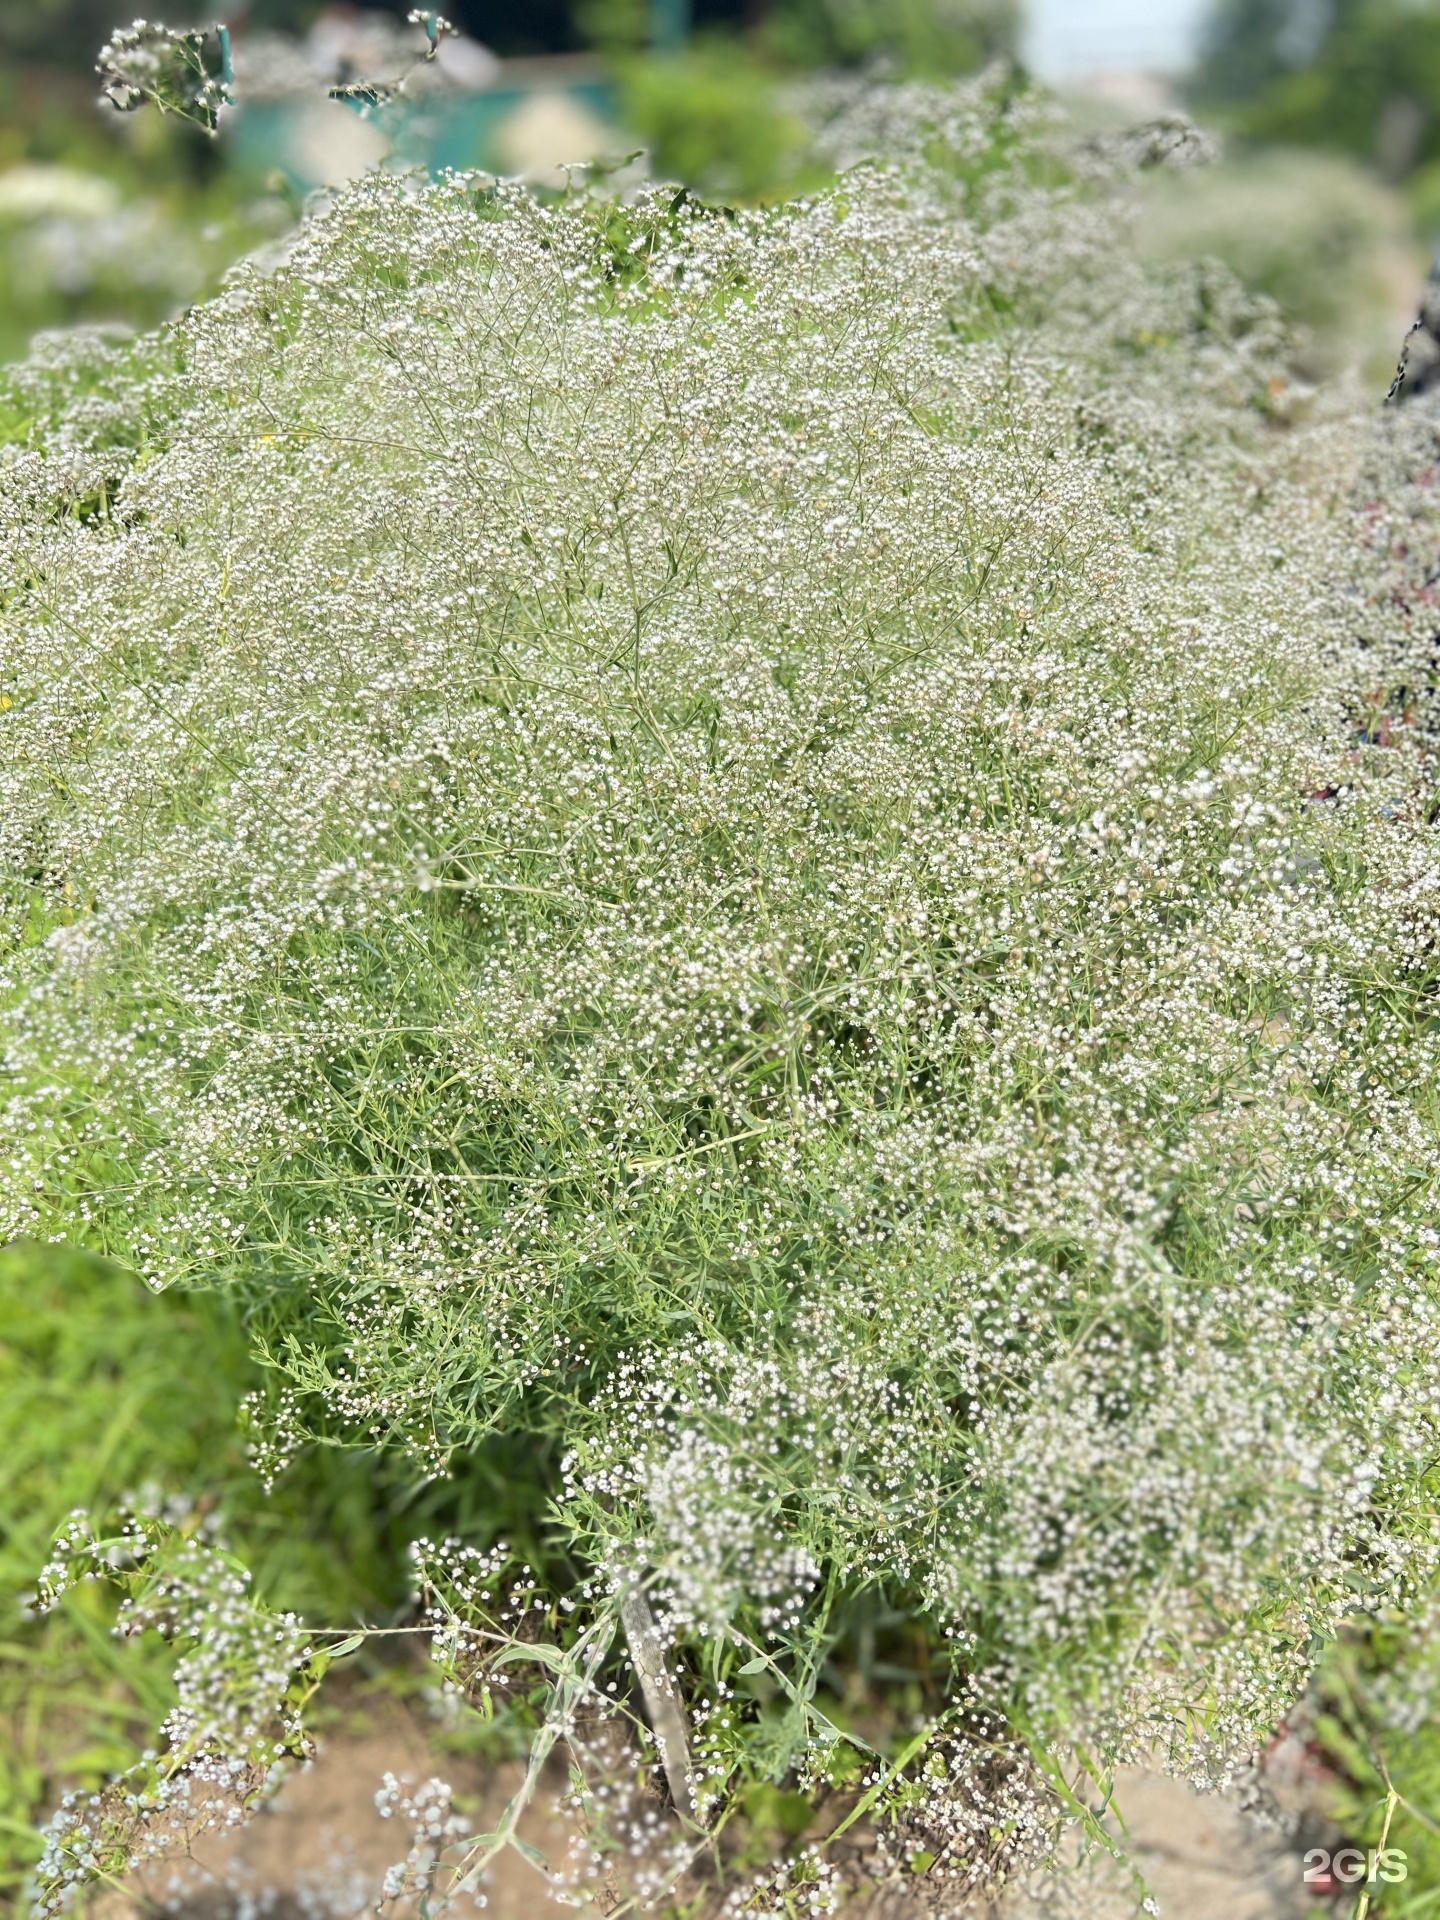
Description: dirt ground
997,1760,1333,1920
99,1702,1337,1920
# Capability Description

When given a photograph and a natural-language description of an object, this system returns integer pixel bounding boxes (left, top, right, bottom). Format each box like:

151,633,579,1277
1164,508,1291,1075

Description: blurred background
0,0,1432,371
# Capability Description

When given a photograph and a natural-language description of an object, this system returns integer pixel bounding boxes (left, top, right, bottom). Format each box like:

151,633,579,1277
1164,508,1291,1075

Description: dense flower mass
5,72,1440,1903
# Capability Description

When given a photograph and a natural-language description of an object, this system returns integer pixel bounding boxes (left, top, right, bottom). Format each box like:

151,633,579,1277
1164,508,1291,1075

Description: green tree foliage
614,45,819,199
1195,0,1333,102
761,0,1019,75
579,0,1022,74
576,0,1022,201
1196,0,1440,178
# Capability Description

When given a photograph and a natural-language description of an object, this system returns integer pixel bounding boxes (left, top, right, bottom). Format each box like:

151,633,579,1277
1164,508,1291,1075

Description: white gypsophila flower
6,70,1440,1901
29,1514,311,1913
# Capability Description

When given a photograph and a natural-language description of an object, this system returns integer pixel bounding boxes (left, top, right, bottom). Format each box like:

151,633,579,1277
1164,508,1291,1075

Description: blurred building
226,9,625,188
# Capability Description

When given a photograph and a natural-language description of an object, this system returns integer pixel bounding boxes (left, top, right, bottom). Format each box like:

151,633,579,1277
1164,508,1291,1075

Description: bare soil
96,1699,1339,1920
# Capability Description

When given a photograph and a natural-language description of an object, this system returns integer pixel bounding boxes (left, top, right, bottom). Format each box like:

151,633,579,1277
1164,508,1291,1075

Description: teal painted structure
649,0,690,54
226,69,618,191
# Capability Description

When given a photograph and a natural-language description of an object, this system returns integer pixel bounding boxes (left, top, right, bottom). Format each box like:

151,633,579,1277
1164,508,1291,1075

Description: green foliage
612,42,820,201
575,0,1017,73
573,0,650,56
1194,0,1332,104
1409,154,1440,238
0,1239,523,1904
574,0,1022,207
760,0,1019,77
0,62,293,368
1315,1614,1440,1915
1196,0,1440,181
0,1246,254,1899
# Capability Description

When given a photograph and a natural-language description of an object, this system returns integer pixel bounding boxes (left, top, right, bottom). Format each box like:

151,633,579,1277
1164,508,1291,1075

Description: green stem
1354,1786,1399,1920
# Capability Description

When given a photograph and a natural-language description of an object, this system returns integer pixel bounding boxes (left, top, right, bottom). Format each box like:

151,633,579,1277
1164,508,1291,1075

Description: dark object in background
2,0,1014,74
0,0,578,65
1389,251,1440,399
0,0,314,63
0,0,752,65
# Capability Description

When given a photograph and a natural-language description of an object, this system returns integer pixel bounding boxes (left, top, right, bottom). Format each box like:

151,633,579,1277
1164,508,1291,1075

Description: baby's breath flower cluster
374,1773,472,1904
29,1515,314,1912
6,69,1440,1904
723,1844,842,1919
97,20,234,131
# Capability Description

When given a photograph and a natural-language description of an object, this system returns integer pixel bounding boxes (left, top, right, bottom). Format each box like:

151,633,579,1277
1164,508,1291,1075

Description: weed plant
4,68,1440,1913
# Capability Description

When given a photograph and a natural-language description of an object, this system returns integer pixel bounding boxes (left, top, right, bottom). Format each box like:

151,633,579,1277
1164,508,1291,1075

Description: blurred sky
1024,0,1211,81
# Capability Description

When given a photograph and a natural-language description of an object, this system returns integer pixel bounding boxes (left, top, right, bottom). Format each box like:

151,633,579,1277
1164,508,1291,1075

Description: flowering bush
4,70,1440,1909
